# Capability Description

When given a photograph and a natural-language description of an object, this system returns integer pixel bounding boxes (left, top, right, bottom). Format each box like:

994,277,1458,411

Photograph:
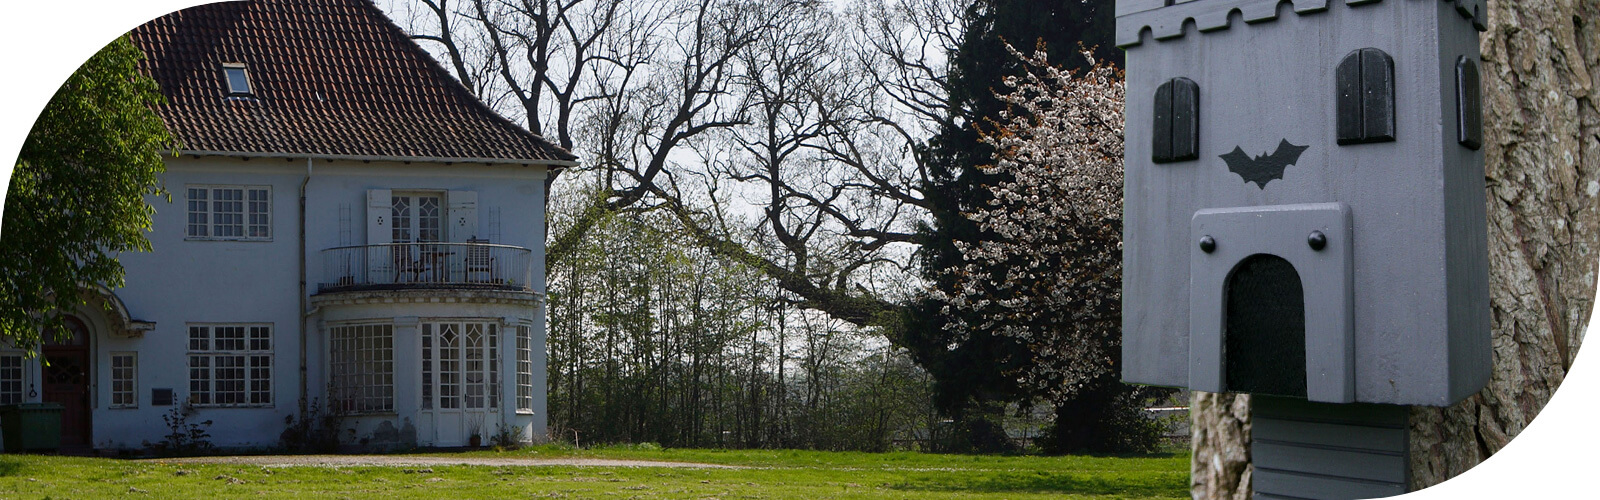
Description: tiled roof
128,0,576,165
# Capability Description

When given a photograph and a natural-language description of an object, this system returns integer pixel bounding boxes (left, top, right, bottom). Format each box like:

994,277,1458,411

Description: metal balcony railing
318,242,534,293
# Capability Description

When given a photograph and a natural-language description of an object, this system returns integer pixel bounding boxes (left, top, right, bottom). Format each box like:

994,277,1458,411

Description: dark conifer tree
896,0,1161,454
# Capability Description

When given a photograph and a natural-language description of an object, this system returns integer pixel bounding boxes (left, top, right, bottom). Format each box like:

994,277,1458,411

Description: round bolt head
1308,231,1328,251
1199,235,1217,253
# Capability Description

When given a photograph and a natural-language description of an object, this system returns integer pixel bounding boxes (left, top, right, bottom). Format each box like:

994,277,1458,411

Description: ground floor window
329,323,395,413
516,325,532,412
422,321,498,410
188,324,272,406
0,353,24,405
110,352,137,408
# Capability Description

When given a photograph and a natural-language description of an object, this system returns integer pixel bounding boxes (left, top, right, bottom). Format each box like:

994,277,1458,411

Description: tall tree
0,36,172,353
1192,0,1600,496
396,0,1159,453
899,0,1134,452
938,42,1164,454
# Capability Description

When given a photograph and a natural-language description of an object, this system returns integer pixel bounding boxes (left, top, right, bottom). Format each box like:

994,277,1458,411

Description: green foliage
1,36,173,353
1039,376,1168,455
143,399,215,456
278,398,342,454
0,448,1189,499
546,182,937,452
489,424,528,451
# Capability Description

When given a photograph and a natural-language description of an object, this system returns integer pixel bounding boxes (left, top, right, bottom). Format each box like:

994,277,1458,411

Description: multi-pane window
516,325,533,412
111,352,137,408
188,324,272,406
489,327,499,410
0,354,24,405
422,332,433,410
392,194,443,243
421,321,497,411
438,323,461,409
186,186,271,240
329,324,395,414
466,324,485,409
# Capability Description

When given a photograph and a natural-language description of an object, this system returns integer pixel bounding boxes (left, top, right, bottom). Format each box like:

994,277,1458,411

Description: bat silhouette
1219,139,1310,189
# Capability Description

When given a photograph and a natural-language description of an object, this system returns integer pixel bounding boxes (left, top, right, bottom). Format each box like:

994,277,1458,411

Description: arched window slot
1153,77,1200,163
1456,56,1483,150
1336,48,1396,145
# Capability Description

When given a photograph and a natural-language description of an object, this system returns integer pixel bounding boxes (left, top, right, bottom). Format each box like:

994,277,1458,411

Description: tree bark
1190,392,1252,500
1189,0,1600,497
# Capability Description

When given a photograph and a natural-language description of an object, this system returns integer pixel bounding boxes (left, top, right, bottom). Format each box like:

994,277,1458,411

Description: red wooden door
43,317,92,448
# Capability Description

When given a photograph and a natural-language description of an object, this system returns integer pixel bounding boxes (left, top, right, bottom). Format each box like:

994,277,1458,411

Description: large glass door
420,321,499,446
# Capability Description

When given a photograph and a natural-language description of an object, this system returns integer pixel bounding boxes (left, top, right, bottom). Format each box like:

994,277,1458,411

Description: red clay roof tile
128,0,575,165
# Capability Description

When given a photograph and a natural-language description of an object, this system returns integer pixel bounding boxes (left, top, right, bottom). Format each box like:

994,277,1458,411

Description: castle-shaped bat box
1118,0,1489,406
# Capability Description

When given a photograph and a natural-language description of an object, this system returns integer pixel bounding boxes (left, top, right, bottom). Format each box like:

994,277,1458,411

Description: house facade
1,0,574,450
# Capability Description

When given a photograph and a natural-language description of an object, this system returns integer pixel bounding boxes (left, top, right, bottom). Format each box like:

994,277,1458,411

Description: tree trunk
1190,0,1600,496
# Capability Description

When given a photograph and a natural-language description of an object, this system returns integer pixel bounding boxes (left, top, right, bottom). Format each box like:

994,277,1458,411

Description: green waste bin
0,403,63,452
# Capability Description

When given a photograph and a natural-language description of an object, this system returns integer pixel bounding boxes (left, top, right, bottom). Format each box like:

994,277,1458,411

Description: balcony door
362,189,478,286
391,193,443,244
391,193,445,283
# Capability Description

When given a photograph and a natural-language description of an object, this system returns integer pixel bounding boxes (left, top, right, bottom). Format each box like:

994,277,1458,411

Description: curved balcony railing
318,242,534,293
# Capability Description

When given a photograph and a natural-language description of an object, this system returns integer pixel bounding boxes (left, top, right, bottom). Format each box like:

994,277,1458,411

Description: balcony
318,242,534,293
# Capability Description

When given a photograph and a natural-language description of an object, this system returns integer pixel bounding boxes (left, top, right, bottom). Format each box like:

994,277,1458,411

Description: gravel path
150,455,743,469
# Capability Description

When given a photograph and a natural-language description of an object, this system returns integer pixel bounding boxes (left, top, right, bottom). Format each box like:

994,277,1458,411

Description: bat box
1118,0,1489,406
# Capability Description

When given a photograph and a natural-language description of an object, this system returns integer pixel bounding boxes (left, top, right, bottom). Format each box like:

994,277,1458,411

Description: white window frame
391,191,446,243
186,185,272,241
0,351,26,405
328,322,395,415
420,320,498,411
516,324,533,413
187,323,273,408
110,352,138,409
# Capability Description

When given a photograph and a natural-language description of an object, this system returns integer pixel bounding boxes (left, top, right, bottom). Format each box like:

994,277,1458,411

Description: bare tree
388,0,957,328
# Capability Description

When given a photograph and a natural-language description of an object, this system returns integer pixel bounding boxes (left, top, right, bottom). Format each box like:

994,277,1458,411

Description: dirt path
151,455,743,469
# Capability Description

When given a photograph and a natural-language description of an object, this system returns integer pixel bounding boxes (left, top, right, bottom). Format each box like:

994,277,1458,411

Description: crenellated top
1116,0,1486,48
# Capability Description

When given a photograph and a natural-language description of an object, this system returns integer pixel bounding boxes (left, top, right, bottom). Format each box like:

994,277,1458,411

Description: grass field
0,445,1189,499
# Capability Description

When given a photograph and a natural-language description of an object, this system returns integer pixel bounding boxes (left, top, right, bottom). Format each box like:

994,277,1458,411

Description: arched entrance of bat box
1224,254,1307,398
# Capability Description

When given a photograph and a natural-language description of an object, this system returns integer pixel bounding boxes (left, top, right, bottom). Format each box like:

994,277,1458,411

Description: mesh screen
1225,254,1307,397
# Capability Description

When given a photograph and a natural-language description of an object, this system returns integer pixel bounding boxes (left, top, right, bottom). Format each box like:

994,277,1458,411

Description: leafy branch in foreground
1,36,173,354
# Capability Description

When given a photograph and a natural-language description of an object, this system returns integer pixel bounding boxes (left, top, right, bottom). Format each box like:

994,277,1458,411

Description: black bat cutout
1219,139,1310,189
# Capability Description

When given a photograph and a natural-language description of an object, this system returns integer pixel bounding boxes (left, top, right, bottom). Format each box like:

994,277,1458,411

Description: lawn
0,445,1189,499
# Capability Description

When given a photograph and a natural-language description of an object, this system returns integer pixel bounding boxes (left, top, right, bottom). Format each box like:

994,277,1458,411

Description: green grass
0,446,1189,499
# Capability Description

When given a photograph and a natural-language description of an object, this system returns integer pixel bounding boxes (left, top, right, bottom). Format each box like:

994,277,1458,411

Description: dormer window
222,63,252,96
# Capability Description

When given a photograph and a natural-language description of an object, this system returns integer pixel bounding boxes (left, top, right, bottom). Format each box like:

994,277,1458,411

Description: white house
2,0,574,451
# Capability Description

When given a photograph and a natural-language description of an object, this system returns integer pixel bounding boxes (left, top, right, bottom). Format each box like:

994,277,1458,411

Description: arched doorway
44,316,92,448
1224,254,1307,398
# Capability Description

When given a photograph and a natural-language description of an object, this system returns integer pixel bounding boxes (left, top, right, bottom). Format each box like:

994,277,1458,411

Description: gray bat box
1118,0,1489,406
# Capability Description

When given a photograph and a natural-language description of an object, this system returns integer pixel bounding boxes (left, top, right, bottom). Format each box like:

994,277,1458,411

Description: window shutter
1335,48,1396,145
1152,77,1200,163
367,189,392,245
448,190,479,242
1456,56,1483,150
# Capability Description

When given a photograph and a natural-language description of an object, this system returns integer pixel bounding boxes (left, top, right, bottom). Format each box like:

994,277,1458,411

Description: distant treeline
547,206,939,451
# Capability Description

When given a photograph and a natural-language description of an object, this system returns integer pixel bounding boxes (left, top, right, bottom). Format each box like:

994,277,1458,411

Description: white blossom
932,43,1125,402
